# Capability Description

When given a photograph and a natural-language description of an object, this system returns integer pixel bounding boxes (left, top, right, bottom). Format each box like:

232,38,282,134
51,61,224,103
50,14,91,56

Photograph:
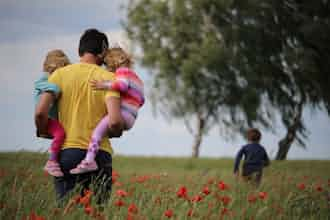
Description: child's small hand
90,79,108,90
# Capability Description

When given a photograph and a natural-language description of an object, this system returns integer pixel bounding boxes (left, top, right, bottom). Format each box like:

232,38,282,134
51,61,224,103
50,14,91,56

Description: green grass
0,152,329,219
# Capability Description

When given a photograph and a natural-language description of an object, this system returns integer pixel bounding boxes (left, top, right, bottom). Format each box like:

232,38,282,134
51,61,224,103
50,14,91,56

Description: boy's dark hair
78,29,109,57
247,128,262,142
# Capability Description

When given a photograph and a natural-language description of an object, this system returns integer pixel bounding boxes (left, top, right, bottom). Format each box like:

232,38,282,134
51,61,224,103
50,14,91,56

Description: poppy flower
84,205,93,215
248,194,257,203
128,203,138,214
191,195,203,202
315,185,323,192
116,189,128,197
218,181,229,190
221,208,229,216
177,186,188,198
187,208,193,217
258,192,267,200
220,195,231,206
115,199,125,207
164,209,173,218
202,186,210,195
297,183,305,190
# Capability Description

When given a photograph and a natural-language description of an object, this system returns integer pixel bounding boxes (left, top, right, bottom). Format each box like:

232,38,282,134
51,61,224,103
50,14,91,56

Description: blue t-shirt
234,143,270,174
34,74,60,119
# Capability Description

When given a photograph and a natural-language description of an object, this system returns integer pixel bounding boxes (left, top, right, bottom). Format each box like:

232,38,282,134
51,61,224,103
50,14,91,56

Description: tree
125,0,270,157
211,0,330,159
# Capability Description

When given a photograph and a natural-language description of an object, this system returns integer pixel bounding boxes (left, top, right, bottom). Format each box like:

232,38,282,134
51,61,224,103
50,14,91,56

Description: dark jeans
54,148,112,204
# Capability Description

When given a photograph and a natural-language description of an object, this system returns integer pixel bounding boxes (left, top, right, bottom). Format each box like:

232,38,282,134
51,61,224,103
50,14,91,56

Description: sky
0,0,329,159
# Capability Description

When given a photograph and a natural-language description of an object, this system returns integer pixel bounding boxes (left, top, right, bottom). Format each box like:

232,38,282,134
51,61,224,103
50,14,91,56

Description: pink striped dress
105,67,145,129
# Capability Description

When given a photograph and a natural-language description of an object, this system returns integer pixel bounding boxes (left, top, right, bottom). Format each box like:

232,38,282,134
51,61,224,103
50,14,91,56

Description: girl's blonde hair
43,49,70,74
104,47,133,72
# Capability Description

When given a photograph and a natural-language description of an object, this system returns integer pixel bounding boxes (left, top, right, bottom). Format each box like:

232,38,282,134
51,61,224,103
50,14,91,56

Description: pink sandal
70,160,98,174
44,160,64,177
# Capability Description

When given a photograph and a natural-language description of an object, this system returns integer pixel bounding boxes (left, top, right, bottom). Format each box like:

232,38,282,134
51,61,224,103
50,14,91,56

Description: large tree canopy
125,0,330,159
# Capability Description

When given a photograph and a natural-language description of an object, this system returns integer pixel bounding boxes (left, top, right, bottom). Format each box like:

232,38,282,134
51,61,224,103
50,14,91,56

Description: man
35,29,124,203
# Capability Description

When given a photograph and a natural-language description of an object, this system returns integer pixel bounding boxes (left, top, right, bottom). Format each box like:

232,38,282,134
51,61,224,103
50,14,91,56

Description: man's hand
105,96,124,138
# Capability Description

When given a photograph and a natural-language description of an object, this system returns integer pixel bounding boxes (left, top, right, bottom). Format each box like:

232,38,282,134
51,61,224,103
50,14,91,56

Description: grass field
0,152,329,219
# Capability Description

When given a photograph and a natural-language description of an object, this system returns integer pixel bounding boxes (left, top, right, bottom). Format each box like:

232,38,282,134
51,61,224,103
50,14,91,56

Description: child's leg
45,118,65,177
85,116,110,162
47,119,65,161
121,110,136,130
70,116,109,174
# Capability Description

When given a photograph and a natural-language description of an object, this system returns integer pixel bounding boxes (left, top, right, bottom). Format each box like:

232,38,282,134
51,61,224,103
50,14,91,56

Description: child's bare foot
44,160,64,177
70,160,98,174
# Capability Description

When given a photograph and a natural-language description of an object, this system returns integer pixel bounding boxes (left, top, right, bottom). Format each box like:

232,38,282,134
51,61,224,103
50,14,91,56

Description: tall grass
0,152,329,219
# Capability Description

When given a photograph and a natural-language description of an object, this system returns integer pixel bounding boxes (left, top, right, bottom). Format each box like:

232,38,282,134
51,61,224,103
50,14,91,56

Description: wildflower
315,185,323,192
202,186,211,195
115,199,125,207
258,192,267,200
84,205,93,215
297,183,305,190
218,181,229,190
177,186,188,198
187,208,193,217
114,181,123,187
191,195,203,202
221,208,229,216
79,190,93,206
207,178,215,185
248,194,257,203
164,209,173,218
27,212,46,220
116,189,128,197
220,195,231,206
128,203,138,214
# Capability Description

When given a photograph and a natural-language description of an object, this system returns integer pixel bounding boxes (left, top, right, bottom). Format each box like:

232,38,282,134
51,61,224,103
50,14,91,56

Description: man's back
49,63,119,153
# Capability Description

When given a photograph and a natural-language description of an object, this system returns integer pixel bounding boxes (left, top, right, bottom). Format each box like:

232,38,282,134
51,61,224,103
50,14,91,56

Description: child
34,49,70,177
233,128,270,186
70,47,145,174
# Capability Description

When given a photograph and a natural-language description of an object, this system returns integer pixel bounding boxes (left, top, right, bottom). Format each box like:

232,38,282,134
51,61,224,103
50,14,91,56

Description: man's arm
105,96,124,138
35,92,55,137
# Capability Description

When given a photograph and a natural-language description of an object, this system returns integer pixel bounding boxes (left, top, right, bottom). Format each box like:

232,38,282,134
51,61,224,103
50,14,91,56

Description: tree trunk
191,115,205,158
275,101,304,160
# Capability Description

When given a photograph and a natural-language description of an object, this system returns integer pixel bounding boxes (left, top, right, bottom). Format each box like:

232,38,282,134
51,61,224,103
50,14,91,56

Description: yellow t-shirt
48,63,119,154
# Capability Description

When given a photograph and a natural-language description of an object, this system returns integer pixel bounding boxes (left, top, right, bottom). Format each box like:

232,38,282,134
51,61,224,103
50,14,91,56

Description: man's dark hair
78,29,109,57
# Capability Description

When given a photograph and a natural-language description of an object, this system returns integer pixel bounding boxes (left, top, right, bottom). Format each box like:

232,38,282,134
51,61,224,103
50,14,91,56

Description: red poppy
202,186,210,195
220,195,231,206
315,185,323,192
191,195,203,202
177,186,188,198
128,203,138,214
221,208,229,216
115,199,125,207
187,208,193,217
258,192,267,200
116,189,128,197
164,209,173,218
218,181,229,190
84,205,93,215
297,183,305,190
28,212,46,220
248,194,257,203
79,190,93,206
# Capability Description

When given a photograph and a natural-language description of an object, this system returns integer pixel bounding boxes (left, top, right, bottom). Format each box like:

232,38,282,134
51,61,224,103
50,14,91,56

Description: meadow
0,152,329,219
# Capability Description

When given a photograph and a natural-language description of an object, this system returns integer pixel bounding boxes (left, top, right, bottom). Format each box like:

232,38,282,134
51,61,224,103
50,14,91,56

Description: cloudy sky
1,0,329,159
